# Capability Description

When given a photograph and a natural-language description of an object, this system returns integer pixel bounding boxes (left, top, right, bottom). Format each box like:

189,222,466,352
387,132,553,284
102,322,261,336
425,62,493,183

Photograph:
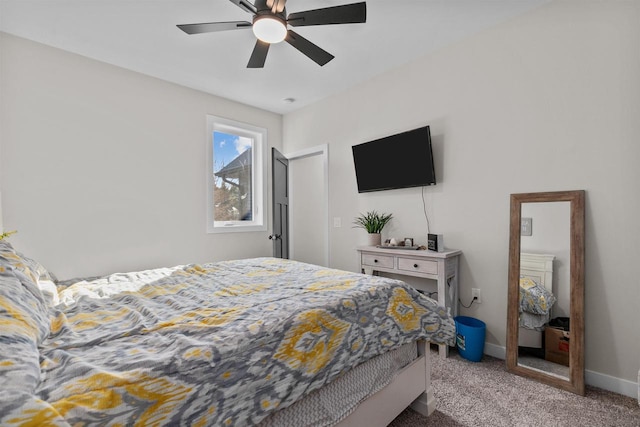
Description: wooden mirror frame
506,190,585,395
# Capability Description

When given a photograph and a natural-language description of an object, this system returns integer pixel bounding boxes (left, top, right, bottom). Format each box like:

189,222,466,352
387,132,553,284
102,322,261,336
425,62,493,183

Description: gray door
271,148,289,258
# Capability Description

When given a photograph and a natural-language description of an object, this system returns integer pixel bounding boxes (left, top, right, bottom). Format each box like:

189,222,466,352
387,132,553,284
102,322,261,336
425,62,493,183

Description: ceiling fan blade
287,2,366,27
177,21,252,35
228,0,257,14
247,40,271,68
285,30,334,66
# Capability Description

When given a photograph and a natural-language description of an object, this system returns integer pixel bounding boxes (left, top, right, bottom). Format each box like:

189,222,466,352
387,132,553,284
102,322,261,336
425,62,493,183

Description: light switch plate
521,217,532,236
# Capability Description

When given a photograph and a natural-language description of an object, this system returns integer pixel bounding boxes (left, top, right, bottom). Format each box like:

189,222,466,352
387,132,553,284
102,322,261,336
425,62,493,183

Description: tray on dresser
375,245,422,250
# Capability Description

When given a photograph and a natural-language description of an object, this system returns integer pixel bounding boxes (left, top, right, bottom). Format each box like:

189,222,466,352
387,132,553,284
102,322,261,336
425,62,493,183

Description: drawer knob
374,259,378,263
413,263,419,268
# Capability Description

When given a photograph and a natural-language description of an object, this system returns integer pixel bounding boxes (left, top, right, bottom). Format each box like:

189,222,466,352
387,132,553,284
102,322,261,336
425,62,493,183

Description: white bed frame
518,253,555,348
336,340,433,426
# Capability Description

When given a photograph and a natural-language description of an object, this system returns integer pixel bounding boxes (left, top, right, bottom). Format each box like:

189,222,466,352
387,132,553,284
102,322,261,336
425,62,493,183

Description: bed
518,253,556,348
0,240,455,426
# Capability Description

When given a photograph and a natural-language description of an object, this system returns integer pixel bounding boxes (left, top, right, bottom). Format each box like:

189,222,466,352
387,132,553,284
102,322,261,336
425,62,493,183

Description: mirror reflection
517,202,570,379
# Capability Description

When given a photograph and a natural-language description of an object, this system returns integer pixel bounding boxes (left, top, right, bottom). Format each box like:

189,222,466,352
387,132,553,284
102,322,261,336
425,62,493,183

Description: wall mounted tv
352,125,436,193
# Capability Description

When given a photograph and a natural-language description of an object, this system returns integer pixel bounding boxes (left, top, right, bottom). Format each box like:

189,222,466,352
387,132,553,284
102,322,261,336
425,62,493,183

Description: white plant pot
367,233,382,247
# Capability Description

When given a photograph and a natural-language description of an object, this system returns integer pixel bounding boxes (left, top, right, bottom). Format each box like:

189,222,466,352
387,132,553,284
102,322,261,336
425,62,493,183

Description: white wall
0,33,282,279
283,1,640,390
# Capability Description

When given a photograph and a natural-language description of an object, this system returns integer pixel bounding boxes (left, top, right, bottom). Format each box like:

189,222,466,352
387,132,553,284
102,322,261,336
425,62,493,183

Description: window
207,115,266,233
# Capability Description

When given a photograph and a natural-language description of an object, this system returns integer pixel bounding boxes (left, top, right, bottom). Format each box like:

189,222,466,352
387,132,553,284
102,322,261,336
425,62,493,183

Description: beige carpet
389,348,640,427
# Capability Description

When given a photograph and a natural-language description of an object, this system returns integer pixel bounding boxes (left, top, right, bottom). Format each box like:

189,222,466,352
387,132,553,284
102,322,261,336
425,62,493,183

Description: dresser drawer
397,257,438,275
361,253,394,269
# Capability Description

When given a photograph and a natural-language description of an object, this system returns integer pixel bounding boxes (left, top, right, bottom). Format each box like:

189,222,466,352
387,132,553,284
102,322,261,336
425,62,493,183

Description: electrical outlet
471,288,482,304
521,217,533,236
333,217,342,228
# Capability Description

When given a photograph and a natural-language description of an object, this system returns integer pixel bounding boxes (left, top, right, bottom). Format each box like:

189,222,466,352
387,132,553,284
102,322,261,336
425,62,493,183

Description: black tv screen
352,126,436,193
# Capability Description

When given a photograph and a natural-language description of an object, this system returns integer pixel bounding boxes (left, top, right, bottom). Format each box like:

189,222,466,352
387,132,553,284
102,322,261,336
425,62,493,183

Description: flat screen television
352,125,436,193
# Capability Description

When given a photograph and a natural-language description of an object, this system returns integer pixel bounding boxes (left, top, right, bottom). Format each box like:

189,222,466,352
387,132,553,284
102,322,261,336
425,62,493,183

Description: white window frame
206,115,267,234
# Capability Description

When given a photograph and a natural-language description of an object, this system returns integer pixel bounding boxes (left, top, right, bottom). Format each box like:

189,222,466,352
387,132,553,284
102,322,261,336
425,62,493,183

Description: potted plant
353,211,393,246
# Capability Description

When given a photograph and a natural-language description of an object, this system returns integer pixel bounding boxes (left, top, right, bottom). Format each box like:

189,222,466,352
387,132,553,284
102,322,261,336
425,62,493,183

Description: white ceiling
0,0,549,114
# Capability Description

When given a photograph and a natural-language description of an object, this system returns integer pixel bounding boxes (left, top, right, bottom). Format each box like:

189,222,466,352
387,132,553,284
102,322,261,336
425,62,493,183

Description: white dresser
356,246,462,358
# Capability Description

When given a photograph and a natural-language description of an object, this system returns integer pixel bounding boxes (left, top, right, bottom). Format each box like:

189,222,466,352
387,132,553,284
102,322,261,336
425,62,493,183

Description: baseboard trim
585,370,639,400
484,342,506,359
480,342,638,399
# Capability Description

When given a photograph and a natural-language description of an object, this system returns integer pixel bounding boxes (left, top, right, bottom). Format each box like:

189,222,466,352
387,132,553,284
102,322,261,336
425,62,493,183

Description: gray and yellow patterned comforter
0,251,455,426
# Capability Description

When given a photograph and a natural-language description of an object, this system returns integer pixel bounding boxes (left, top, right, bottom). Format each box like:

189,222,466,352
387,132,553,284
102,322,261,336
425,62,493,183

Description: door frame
285,144,329,267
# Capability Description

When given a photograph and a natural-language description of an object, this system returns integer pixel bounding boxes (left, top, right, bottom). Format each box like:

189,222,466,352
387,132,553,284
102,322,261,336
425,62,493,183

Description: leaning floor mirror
506,190,585,395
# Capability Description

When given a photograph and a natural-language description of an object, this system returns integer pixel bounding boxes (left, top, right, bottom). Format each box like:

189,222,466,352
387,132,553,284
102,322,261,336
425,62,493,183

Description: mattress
259,342,417,427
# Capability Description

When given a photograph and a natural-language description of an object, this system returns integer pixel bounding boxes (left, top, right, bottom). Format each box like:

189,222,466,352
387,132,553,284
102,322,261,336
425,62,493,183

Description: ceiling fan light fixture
253,15,287,44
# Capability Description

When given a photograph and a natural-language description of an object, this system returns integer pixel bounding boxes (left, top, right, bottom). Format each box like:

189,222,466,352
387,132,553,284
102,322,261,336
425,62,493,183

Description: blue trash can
454,316,486,362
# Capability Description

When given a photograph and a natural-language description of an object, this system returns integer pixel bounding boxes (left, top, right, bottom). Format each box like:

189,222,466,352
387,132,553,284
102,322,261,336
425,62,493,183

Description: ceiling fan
177,0,367,68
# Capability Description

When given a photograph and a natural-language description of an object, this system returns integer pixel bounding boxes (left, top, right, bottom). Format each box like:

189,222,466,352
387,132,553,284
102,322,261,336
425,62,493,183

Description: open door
271,148,289,258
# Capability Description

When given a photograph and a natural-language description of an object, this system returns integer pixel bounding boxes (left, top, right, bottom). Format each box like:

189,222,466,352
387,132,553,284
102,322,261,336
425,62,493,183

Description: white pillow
37,279,60,307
